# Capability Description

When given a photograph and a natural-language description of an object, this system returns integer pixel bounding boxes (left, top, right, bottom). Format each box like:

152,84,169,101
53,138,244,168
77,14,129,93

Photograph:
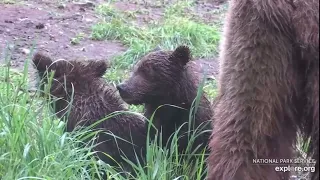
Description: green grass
92,3,220,66
203,80,218,100
92,1,220,83
0,0,15,4
0,49,211,179
70,32,85,45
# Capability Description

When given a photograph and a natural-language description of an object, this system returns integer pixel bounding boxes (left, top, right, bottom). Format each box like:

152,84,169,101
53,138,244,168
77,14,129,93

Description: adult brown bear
207,0,319,180
32,53,147,177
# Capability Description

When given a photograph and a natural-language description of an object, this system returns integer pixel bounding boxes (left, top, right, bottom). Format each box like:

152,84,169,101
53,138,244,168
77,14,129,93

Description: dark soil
0,1,125,69
0,0,222,77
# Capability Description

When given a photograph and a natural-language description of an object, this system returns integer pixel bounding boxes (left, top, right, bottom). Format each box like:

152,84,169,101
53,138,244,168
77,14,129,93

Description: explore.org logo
252,158,316,173
274,165,316,173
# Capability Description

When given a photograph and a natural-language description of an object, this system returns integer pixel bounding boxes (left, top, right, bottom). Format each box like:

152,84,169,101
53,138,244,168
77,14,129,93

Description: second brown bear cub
117,45,213,154
32,53,146,174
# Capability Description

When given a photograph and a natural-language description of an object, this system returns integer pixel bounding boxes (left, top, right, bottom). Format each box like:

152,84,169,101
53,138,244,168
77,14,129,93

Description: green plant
70,32,85,45
92,2,220,71
203,79,218,100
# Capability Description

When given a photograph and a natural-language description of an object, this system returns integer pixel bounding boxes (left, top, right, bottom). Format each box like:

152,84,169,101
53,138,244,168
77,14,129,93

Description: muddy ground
0,0,224,79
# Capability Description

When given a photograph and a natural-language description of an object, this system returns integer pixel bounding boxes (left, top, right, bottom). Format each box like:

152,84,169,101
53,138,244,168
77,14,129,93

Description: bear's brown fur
207,0,319,180
32,53,147,175
117,46,213,155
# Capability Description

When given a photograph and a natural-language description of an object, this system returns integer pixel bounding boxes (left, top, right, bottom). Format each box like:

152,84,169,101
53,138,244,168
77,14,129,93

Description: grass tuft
92,2,220,71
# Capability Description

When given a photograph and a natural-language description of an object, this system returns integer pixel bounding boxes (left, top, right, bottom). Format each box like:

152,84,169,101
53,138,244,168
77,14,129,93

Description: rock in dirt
4,19,13,23
57,4,66,9
74,1,96,8
35,23,45,29
19,48,30,55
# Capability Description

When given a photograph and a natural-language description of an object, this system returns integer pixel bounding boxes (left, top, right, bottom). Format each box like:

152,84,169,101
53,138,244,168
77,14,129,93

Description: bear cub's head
32,52,108,97
117,45,191,105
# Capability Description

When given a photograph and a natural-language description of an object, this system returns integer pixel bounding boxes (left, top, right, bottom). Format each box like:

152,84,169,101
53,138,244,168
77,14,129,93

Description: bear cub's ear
87,60,109,77
169,45,191,66
32,52,53,72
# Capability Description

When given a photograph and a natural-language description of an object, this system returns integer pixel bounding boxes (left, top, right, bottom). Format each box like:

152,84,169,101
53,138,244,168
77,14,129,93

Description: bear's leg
293,1,319,179
303,64,319,180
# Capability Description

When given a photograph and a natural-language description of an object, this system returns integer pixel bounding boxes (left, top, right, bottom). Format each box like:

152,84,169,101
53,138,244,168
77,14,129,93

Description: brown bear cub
117,45,213,155
32,53,147,176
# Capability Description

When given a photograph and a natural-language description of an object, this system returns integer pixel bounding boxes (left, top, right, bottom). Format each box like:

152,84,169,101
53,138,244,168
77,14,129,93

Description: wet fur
32,53,147,176
207,0,319,180
117,46,213,155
